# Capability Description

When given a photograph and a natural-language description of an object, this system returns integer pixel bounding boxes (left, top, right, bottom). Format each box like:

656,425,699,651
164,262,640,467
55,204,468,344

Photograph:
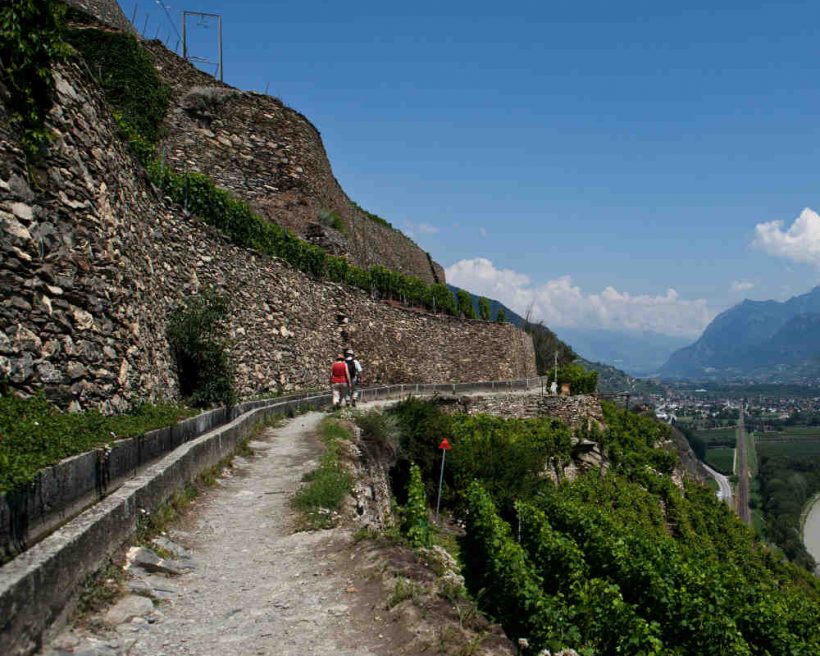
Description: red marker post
435,438,452,523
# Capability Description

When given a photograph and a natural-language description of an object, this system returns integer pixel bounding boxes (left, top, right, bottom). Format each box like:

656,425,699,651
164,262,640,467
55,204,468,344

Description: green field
705,446,735,475
695,426,737,447
765,426,820,437
746,431,758,476
756,426,820,459
756,436,820,459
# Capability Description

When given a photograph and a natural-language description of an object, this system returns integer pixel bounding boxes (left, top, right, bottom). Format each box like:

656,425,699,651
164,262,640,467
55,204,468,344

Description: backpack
346,358,358,381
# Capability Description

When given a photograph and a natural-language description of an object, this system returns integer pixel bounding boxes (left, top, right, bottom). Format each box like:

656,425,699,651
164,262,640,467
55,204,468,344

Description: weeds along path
52,411,380,656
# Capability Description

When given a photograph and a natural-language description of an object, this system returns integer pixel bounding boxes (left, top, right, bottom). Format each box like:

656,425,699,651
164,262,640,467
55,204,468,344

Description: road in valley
702,462,732,506
735,407,752,526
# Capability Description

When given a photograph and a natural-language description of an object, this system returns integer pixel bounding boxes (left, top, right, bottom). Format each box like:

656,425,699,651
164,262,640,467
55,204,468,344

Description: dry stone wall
0,60,534,412
65,0,134,32
143,41,445,284
451,393,605,429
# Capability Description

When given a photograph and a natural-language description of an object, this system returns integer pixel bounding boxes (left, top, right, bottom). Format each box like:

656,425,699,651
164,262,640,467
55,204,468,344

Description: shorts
332,383,349,406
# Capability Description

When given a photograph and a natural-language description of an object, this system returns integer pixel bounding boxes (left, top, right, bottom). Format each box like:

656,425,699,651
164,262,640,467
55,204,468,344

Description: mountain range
660,286,820,380
553,327,689,376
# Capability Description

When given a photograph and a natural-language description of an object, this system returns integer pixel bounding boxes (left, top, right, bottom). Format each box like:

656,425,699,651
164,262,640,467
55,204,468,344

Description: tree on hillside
457,289,477,319
522,307,576,374
478,296,491,321
495,307,506,323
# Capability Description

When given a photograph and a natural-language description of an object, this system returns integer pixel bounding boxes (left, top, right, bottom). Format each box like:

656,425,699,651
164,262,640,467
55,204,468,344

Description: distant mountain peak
660,286,820,381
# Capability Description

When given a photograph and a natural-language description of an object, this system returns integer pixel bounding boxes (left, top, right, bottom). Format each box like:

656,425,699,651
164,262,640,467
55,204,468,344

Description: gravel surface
46,411,378,656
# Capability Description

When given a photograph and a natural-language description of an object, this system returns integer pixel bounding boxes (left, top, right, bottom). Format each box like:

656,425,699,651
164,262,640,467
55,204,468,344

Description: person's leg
332,384,341,407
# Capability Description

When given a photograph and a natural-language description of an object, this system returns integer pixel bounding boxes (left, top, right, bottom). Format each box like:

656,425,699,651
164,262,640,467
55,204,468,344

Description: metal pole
217,15,223,81
181,11,187,59
435,449,446,523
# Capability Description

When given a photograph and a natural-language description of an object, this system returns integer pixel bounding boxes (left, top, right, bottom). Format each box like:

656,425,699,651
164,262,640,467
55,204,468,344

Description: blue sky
123,0,820,337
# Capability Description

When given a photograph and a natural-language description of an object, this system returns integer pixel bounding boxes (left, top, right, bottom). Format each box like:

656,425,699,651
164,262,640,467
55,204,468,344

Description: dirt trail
46,411,380,656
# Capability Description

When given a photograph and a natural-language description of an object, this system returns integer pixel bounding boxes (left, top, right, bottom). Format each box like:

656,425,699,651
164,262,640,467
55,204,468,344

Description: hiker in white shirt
344,349,363,407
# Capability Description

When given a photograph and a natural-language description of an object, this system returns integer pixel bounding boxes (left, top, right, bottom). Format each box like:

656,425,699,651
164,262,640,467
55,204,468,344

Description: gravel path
48,411,379,656
131,411,375,656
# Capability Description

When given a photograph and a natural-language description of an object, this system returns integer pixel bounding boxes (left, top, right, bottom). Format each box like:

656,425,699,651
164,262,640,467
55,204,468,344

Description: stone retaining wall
0,61,535,412
453,393,605,429
65,0,134,32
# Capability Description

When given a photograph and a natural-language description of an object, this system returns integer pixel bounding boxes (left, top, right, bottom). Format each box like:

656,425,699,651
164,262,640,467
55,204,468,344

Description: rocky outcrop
0,61,535,411
142,40,445,284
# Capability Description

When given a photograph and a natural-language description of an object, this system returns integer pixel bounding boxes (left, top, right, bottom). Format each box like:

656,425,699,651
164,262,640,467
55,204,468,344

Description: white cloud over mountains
730,280,755,293
445,258,713,337
754,207,820,265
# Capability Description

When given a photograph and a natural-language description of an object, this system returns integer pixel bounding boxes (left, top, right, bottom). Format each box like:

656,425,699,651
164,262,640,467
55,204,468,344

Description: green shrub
387,577,423,608
447,413,573,514
166,290,235,408
600,401,677,475
65,27,170,145
0,391,193,493
0,0,70,158
389,398,576,515
404,464,432,548
318,208,346,234
462,482,576,651
355,410,400,461
495,307,506,323
456,289,477,319
478,296,491,321
545,363,598,395
387,397,454,503
515,501,588,595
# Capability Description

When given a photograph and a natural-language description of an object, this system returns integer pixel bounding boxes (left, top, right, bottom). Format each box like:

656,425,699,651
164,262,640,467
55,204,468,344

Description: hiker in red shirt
330,353,351,409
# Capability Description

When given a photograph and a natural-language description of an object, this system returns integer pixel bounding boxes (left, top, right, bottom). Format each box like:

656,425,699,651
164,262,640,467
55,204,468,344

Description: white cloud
753,207,820,265
730,280,755,293
445,258,714,337
402,220,439,237
479,227,487,237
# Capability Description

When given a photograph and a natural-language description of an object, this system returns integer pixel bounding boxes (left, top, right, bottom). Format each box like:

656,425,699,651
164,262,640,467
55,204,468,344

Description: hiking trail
46,410,381,656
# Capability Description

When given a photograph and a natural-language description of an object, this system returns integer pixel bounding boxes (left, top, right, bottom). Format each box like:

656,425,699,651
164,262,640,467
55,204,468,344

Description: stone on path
103,595,155,625
127,546,185,576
